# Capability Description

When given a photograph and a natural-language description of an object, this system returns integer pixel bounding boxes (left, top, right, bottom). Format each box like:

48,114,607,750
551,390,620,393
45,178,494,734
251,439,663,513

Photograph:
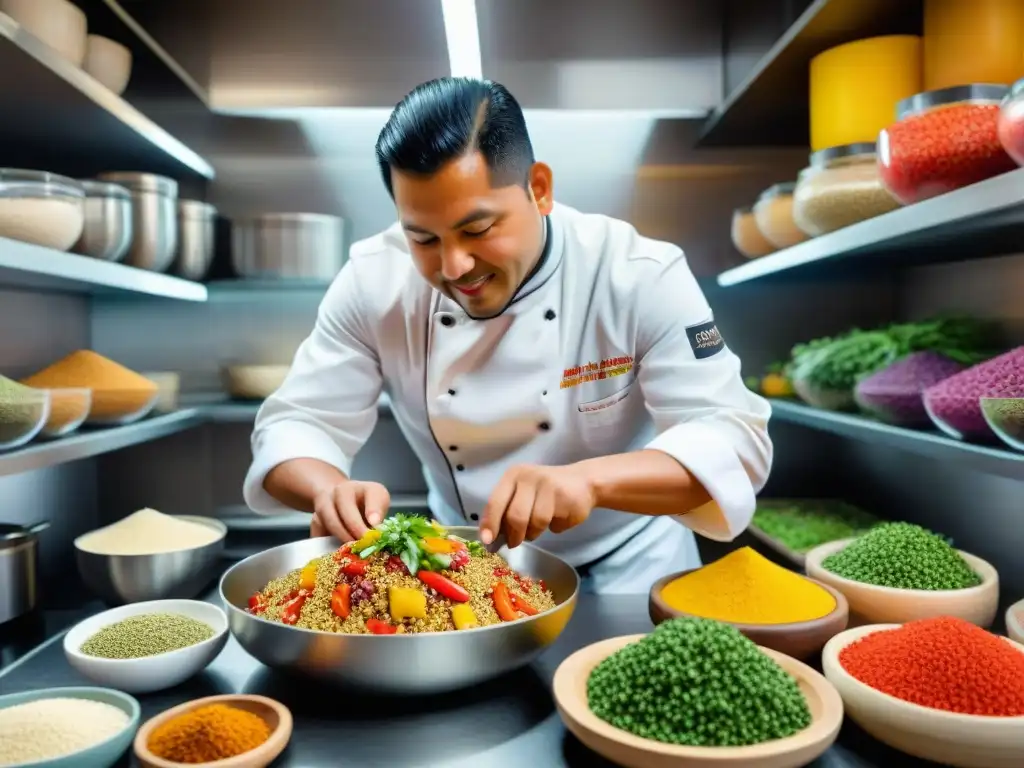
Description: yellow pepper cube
298,561,318,591
353,529,381,551
451,603,478,630
422,536,459,555
389,586,427,621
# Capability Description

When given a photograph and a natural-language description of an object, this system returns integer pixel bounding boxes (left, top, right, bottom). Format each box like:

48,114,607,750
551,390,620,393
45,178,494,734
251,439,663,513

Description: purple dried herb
855,352,964,426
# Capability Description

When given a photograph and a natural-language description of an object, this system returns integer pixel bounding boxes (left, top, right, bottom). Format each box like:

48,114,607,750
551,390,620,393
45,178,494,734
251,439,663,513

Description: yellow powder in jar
23,351,157,420
660,547,836,625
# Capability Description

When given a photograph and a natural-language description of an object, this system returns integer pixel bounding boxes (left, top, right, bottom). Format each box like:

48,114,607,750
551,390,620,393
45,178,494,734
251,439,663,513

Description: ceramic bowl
822,625,1024,768
133,694,292,768
85,390,159,426
981,397,1024,453
39,387,91,438
805,538,999,627
0,686,139,767
63,599,228,693
1007,597,1024,645
553,634,844,768
648,569,849,659
220,364,290,401
792,378,855,411
924,396,994,442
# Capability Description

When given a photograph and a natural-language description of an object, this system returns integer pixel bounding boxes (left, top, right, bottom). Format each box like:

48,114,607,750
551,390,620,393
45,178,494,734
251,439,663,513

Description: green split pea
80,613,215,659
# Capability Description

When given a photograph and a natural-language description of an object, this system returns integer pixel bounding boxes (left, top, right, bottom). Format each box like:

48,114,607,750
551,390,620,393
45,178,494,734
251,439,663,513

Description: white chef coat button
544,308,556,320
447,388,456,396
456,463,465,471
470,513,479,521
440,315,455,327
539,421,551,431
448,445,458,451
542,389,548,396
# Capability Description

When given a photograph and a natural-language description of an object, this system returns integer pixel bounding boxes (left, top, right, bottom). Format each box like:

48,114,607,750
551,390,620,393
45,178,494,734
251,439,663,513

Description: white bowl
63,599,228,693
83,34,132,95
221,364,290,400
1008,598,1024,646
0,0,87,65
805,538,999,627
823,624,1024,768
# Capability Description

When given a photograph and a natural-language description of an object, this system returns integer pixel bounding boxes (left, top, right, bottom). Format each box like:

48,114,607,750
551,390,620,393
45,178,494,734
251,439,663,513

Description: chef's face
392,152,554,319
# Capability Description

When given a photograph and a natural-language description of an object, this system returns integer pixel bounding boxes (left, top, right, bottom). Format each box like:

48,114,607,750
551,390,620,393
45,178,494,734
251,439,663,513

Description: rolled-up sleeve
637,253,773,541
243,261,383,515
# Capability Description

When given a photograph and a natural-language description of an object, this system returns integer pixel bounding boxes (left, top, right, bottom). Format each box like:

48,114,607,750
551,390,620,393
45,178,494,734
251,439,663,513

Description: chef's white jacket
244,203,772,593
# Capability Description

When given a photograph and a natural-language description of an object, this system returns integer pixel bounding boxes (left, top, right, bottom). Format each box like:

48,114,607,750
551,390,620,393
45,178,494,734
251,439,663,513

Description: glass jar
998,78,1024,167
730,206,775,259
752,183,809,250
793,143,902,236
877,84,1017,205
0,169,85,251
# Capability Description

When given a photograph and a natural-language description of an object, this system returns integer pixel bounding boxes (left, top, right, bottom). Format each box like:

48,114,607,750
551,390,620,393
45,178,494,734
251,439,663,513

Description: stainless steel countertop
0,574,946,768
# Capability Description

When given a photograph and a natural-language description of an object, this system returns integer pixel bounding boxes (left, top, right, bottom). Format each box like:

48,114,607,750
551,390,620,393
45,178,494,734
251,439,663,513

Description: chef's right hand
310,481,390,542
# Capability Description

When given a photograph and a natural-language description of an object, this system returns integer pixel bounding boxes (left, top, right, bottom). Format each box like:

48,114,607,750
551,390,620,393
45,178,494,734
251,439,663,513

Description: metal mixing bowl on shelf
219,527,580,694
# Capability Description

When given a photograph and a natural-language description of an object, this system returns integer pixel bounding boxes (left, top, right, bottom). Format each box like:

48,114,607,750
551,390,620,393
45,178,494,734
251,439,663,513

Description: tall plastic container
923,0,1024,91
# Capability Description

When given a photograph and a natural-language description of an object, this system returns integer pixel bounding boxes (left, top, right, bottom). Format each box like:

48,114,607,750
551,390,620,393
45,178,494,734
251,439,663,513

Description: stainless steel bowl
75,516,226,606
173,200,216,281
73,181,132,262
231,212,345,281
219,527,579,693
96,172,178,273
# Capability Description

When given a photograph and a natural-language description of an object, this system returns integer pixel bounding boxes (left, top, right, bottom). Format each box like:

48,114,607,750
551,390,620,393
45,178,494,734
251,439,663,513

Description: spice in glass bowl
0,376,49,448
79,613,215,659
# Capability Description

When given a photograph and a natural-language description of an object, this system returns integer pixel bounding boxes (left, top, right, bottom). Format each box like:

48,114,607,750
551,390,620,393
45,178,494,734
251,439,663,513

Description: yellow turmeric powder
147,703,271,763
660,547,836,624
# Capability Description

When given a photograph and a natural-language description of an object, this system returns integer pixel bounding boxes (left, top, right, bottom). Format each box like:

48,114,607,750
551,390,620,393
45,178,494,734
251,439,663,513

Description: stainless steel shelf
206,279,333,293
770,399,1024,481
203,394,393,422
717,169,1024,286
0,237,208,301
0,409,204,478
0,12,213,178
698,0,918,146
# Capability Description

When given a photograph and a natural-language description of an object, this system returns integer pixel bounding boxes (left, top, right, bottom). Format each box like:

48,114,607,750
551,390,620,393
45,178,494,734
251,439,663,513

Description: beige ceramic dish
134,694,292,768
805,538,1000,627
1008,597,1024,645
649,569,849,660
823,625,1024,768
221,364,290,401
553,634,843,768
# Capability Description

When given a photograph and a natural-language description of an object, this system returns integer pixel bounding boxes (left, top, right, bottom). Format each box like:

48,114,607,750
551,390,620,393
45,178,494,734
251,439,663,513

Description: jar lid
0,169,84,198
734,205,753,215
179,199,217,219
897,84,1010,120
757,182,796,201
0,521,48,550
80,180,131,199
1010,77,1024,100
96,172,178,197
809,142,877,166
246,212,344,225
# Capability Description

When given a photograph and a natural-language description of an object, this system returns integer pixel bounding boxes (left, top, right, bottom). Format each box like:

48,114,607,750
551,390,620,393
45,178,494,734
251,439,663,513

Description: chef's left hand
480,463,597,549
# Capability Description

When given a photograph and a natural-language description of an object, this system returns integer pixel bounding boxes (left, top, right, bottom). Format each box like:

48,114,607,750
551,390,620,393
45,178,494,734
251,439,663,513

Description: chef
244,76,773,594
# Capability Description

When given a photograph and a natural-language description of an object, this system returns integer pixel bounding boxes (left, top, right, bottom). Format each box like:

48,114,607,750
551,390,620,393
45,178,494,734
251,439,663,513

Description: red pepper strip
366,618,398,635
248,593,266,614
331,583,352,619
340,558,369,577
417,570,470,603
491,582,519,622
281,594,307,625
333,543,354,562
510,593,538,616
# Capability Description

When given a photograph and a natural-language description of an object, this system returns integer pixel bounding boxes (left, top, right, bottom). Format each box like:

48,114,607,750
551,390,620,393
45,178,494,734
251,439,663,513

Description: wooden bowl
1007,598,1024,645
822,625,1024,768
805,538,1000,627
648,569,849,659
553,634,844,768
134,694,292,768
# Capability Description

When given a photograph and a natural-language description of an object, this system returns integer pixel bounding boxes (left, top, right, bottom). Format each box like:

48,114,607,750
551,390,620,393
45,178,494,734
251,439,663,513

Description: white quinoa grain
0,697,129,766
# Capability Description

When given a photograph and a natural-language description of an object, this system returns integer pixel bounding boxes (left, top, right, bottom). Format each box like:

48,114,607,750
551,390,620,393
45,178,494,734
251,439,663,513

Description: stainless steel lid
239,212,344,226
0,521,49,550
80,180,131,199
96,172,178,197
0,169,84,198
809,142,877,166
179,199,217,219
757,182,797,201
896,84,1010,121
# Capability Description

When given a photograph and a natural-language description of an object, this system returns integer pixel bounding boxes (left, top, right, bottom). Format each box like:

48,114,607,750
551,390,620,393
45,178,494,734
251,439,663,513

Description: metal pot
231,212,345,281
73,180,132,262
0,520,49,624
96,172,178,273
172,199,216,281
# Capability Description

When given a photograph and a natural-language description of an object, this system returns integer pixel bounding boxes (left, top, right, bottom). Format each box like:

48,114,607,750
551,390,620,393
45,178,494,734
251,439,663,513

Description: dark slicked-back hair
375,77,535,198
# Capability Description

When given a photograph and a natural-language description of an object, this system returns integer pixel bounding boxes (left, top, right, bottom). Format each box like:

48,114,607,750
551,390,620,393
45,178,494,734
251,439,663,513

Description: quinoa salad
246,513,557,635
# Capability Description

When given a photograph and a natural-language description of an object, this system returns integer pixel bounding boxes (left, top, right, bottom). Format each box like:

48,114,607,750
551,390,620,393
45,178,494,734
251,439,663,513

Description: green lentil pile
80,613,215,659
753,500,880,553
0,376,46,445
821,522,981,590
587,618,811,747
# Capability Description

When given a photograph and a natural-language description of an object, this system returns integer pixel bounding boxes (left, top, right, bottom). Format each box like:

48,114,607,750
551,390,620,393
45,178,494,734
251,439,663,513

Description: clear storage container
878,85,1017,205
0,169,84,251
998,78,1024,167
752,183,809,250
730,206,776,259
793,143,902,237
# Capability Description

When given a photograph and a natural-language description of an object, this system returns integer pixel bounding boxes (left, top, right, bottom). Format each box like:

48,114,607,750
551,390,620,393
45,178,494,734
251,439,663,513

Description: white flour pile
0,697,129,765
76,508,222,555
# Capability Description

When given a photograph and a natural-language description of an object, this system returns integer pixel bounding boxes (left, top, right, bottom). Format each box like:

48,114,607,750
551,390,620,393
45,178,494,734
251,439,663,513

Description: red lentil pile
878,95,1017,205
840,616,1024,717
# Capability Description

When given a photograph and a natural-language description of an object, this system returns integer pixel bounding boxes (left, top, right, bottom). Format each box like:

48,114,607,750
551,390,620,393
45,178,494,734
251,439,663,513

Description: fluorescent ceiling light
441,0,482,78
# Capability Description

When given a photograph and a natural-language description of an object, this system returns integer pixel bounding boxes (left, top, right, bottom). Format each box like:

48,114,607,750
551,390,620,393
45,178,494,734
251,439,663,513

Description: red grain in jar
878,84,1017,205
997,78,1024,167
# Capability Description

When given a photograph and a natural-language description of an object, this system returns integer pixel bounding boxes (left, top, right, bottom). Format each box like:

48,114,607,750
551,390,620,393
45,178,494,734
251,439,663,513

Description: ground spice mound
147,703,271,763
587,618,811,747
839,616,1024,716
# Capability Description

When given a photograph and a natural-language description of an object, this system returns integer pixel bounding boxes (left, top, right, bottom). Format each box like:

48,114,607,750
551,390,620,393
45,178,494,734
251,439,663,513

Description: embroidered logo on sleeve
685,319,725,360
